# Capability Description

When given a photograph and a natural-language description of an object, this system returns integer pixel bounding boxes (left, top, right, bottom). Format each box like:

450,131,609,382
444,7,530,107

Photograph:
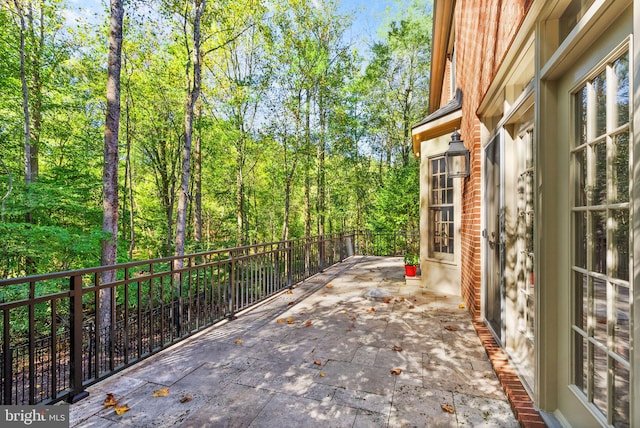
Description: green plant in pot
403,253,419,277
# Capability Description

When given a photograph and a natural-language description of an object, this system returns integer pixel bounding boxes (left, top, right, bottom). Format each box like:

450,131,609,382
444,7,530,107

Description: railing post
286,241,293,289
68,274,89,403
228,251,237,320
3,308,12,404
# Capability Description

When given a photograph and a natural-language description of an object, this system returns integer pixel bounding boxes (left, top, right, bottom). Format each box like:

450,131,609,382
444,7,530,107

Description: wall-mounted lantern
445,130,470,178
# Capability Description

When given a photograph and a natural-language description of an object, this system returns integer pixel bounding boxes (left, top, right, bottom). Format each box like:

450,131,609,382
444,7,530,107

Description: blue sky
65,0,409,43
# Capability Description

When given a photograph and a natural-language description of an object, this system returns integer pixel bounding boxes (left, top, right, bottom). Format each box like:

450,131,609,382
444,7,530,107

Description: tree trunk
15,2,31,184
175,0,204,261
193,117,202,244
100,0,124,335
317,91,326,237
236,147,244,246
125,93,135,260
303,90,311,239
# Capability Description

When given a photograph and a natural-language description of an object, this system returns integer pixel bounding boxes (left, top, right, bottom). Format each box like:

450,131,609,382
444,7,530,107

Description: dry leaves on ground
392,345,403,352
286,317,295,324
114,404,130,415
458,303,465,309
305,320,312,327
152,387,170,397
444,325,459,332
180,394,192,403
235,338,244,345
390,368,402,375
286,290,293,294
366,307,376,313
319,372,326,377
103,393,118,407
326,284,334,288
441,404,455,414
314,360,322,366
277,318,285,324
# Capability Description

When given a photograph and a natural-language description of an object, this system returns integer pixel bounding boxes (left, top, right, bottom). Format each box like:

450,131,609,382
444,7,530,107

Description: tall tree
100,0,124,331
174,0,204,262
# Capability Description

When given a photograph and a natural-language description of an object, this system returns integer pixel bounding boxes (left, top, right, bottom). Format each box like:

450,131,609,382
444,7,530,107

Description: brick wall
452,0,528,315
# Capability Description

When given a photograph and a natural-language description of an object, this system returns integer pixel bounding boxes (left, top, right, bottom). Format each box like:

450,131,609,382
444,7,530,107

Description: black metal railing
0,230,417,405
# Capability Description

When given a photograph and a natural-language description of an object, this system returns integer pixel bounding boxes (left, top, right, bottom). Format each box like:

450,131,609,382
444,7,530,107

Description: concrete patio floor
69,256,518,427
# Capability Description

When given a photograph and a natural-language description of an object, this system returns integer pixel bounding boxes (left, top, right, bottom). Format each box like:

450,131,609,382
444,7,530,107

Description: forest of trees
0,0,431,278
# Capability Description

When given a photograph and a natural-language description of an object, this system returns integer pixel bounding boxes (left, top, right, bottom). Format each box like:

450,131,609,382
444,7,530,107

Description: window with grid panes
571,50,630,427
429,156,454,260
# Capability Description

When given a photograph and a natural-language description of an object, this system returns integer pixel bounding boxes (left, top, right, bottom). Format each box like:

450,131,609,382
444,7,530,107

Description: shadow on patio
69,256,517,427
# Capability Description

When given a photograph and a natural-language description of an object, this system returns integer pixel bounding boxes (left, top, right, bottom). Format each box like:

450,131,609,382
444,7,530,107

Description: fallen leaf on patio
458,303,465,309
288,301,295,306
286,317,295,324
392,345,403,352
114,404,130,415
314,360,322,366
441,404,455,414
103,393,118,407
367,307,375,313
319,372,326,377
444,325,458,332
235,338,244,345
286,290,293,294
305,320,312,327
326,284,333,288
277,318,285,323
408,305,415,309
390,368,402,375
343,309,349,313
384,297,392,304
180,394,192,403
152,387,170,397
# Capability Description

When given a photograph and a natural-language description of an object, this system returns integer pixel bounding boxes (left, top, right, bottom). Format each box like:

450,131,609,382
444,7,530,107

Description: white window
429,156,454,260
571,49,630,427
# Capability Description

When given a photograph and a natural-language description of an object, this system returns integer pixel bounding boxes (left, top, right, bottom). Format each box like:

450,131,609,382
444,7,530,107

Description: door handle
487,232,496,249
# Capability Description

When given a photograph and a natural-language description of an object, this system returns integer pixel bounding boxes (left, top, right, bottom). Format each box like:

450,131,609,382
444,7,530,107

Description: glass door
484,134,504,339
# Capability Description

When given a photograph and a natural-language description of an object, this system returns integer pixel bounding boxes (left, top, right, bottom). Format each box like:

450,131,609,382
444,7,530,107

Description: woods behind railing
0,230,418,405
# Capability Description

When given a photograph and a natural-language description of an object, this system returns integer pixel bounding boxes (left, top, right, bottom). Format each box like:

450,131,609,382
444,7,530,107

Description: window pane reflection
593,278,607,344
614,284,630,361
613,132,629,203
576,85,587,145
613,361,630,428
593,346,608,416
594,71,607,136
593,142,607,205
574,148,587,206
590,211,607,274
574,212,586,268
614,54,629,128
573,331,587,395
611,210,629,281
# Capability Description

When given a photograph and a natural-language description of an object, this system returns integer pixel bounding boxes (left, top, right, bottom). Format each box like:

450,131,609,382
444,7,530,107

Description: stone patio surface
69,256,517,427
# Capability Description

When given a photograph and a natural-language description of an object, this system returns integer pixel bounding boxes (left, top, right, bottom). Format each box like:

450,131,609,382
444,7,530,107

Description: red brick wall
452,0,528,316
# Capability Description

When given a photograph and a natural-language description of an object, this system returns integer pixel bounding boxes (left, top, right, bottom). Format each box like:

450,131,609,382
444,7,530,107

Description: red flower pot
404,265,417,277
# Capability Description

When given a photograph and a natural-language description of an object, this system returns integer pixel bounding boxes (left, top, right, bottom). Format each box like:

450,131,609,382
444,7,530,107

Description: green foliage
403,253,419,266
0,0,431,278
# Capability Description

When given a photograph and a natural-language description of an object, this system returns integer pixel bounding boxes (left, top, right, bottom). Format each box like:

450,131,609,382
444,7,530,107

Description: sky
65,0,410,47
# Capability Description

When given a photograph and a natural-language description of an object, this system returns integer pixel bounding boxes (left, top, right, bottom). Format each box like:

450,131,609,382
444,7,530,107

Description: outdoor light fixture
445,129,470,178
